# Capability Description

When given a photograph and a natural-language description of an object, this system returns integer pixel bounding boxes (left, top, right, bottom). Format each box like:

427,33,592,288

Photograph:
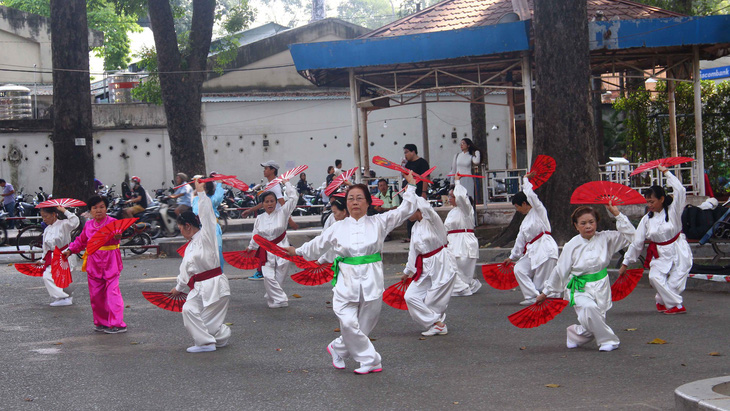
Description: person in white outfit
403,197,457,336
170,180,231,353
247,180,298,308
450,138,481,201
444,175,481,296
287,172,418,375
537,204,635,352
619,166,692,315
40,206,80,306
504,174,559,305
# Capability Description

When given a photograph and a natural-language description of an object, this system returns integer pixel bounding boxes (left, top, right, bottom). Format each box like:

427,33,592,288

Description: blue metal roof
590,15,730,50
289,20,531,71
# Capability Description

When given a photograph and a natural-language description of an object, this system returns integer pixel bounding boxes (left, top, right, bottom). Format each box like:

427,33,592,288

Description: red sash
447,229,474,235
187,266,223,289
43,245,68,270
644,232,681,269
414,244,447,281
255,231,287,269
523,231,551,254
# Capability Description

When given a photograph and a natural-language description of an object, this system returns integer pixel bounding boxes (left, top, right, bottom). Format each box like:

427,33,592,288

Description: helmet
131,176,141,184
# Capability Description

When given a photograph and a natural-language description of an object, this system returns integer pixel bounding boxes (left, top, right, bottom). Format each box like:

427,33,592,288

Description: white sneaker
470,280,482,294
327,343,345,369
599,344,619,352
50,297,73,307
186,345,216,353
421,323,448,336
354,364,383,375
566,336,579,349
269,302,289,309
519,298,536,306
215,341,228,348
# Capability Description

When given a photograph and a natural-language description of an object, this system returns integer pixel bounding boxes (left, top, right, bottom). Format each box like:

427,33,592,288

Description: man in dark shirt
402,144,430,241
122,176,148,218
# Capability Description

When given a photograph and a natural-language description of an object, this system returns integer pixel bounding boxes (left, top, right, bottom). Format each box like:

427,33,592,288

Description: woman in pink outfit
65,195,126,334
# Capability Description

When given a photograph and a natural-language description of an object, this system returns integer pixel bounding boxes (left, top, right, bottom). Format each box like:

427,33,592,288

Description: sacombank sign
700,65,730,80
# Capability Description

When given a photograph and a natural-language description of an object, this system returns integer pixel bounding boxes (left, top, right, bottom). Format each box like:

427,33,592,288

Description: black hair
39,207,66,220
176,211,201,229
461,138,479,156
377,178,388,185
259,191,277,204
346,184,372,206
511,192,530,207
327,165,334,173
86,195,108,209
643,185,673,222
571,206,600,226
335,159,342,167
331,196,347,212
205,181,215,196
403,144,418,154
0,179,5,184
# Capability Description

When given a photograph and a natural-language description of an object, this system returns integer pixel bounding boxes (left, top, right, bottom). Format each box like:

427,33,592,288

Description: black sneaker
104,327,127,334
94,325,109,333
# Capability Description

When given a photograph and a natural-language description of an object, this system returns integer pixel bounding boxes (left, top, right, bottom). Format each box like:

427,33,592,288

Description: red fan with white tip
264,165,308,191
222,177,249,192
15,263,45,277
253,234,320,269
142,291,187,312
222,250,260,270
36,198,86,209
52,246,72,288
372,156,434,184
630,157,694,176
508,298,569,328
177,242,190,258
570,181,645,205
528,155,556,189
86,218,138,256
611,268,643,301
199,174,236,183
383,278,413,310
447,173,485,179
291,265,334,286
371,197,384,206
324,167,358,196
481,262,518,290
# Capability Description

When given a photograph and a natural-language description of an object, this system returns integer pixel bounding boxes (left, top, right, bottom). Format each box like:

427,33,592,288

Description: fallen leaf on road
7,263,13,266
545,384,560,388
709,352,722,356
302,370,309,373
292,294,301,298
125,305,130,308
648,338,666,344
419,337,426,340
275,348,282,351
24,398,33,402
519,346,526,350
143,273,147,276
130,342,139,345
625,328,637,331
133,265,137,268
53,342,62,345
334,328,340,332
225,322,234,326
453,402,459,405
681,363,686,366
632,355,641,357
369,338,377,341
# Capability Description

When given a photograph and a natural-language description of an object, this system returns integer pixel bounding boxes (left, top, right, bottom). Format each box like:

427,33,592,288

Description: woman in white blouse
39,206,80,306
450,138,481,201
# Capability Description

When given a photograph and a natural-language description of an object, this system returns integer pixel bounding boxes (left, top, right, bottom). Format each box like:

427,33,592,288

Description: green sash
565,268,608,306
331,253,382,286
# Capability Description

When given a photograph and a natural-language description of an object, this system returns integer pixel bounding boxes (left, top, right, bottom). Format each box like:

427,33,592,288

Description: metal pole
360,108,370,178
521,53,534,167
33,64,38,119
507,89,517,168
349,69,362,183
667,79,678,157
693,46,705,196
420,93,430,163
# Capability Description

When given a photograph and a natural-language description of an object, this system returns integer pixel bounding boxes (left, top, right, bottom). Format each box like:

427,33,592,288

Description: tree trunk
148,0,214,177
50,0,95,201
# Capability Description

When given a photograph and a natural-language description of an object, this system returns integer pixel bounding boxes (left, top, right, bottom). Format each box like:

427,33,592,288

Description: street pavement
1,255,728,410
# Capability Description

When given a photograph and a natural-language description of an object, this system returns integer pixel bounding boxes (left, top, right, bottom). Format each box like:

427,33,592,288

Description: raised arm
471,150,481,165
663,168,686,226
453,180,472,213
280,181,298,218
195,190,219,266
376,184,418,234
522,176,548,224
621,215,647,266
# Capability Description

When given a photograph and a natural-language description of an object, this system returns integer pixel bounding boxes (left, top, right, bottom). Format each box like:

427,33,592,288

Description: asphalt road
1,255,728,410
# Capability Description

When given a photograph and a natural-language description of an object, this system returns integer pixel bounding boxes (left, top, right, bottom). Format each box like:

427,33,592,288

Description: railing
484,168,527,203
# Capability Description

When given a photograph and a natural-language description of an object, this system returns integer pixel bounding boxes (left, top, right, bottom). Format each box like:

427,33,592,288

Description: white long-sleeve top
444,180,478,259
450,150,481,183
404,197,456,287
42,210,80,270
248,181,297,266
175,192,229,307
509,177,559,268
542,214,635,313
318,213,340,264
622,171,692,273
296,185,418,302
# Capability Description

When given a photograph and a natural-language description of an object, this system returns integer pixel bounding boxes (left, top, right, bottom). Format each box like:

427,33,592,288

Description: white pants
182,294,231,347
649,264,687,309
43,266,70,300
405,274,456,329
262,264,288,307
330,290,382,367
514,256,556,300
451,256,480,296
568,294,620,347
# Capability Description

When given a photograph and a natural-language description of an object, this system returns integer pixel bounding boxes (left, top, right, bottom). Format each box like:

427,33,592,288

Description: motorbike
14,187,49,228
427,178,450,207
295,183,323,216
138,190,179,239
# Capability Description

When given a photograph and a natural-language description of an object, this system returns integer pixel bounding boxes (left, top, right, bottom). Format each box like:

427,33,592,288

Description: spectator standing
403,144,430,241
450,138,481,201
1,179,16,228
334,159,343,177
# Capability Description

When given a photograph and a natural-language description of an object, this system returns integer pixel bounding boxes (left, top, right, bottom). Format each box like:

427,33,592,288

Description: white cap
260,160,280,169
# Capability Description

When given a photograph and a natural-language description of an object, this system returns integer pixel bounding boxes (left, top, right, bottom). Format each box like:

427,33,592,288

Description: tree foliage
640,0,729,14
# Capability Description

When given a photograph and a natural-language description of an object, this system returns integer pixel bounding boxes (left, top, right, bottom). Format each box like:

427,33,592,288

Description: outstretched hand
657,165,668,173
170,287,181,296
618,264,628,277
403,170,417,186
605,200,620,217
536,293,547,304
284,246,297,256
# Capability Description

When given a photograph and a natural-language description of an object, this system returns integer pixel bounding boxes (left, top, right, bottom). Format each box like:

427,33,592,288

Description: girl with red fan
39,206,79,306
402,197,457,336
64,196,126,334
170,179,231,353
536,204,635,352
444,175,481,297
247,178,298,308
503,173,559,305
619,166,692,315
287,172,419,374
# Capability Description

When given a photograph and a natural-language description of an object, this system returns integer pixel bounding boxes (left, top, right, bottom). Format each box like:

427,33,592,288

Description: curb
675,376,730,410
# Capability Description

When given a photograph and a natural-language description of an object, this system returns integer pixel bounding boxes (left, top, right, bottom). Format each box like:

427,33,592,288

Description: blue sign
701,65,730,80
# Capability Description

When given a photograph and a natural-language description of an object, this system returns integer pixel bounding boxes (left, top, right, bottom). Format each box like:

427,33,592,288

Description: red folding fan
253,234,317,268
15,263,45,277
447,173,485,179
142,291,187,312
222,250,260,270
570,181,645,205
481,262,519,290
264,165,309,191
630,157,694,176
199,174,236,183
371,197,384,206
372,156,434,184
177,242,190,258
383,278,413,310
36,198,86,209
222,177,249,192
508,298,569,328
611,268,643,301
291,265,335,286
325,167,358,196
86,218,138,256
528,155,556,189
52,246,72,288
